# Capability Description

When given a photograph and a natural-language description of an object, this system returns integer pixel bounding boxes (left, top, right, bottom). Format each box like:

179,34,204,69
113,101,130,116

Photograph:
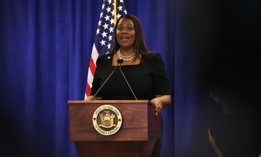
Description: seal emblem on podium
92,104,123,136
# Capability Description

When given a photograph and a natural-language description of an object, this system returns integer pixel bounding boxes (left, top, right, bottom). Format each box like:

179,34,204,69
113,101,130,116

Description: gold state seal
92,105,123,136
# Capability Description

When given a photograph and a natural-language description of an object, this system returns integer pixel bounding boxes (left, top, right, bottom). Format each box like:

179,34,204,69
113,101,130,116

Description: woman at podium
87,14,171,157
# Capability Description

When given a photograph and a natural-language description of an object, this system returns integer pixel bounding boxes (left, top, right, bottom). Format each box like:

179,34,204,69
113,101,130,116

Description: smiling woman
116,18,136,51
86,14,171,157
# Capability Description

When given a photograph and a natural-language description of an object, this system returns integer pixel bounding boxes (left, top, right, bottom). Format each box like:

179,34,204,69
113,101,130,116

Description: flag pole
114,0,117,25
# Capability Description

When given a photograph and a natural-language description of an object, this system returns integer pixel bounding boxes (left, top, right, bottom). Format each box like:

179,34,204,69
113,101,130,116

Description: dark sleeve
149,53,170,95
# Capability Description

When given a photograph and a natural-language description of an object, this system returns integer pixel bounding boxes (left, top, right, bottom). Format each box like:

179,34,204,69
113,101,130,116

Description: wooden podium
68,100,162,157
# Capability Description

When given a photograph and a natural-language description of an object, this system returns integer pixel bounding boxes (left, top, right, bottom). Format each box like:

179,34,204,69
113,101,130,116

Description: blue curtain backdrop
1,0,260,157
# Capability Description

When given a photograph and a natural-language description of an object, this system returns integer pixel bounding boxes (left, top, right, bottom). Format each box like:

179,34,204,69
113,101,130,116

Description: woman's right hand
85,96,102,100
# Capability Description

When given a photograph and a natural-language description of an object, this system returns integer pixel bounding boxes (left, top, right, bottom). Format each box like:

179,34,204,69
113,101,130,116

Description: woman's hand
150,95,171,116
85,96,102,100
150,98,163,116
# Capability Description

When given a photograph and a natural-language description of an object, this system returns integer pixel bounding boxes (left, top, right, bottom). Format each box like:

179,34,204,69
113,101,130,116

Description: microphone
91,60,121,100
117,58,124,64
118,59,138,100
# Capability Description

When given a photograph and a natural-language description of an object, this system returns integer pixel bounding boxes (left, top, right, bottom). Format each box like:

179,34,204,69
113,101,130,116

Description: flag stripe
86,84,91,97
89,58,96,75
89,57,96,75
85,44,99,98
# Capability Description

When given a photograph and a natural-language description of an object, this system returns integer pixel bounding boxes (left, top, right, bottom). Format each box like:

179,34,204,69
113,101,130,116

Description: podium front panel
68,100,148,141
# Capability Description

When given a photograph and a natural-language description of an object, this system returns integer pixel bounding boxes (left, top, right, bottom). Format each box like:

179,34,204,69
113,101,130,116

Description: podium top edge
68,100,148,104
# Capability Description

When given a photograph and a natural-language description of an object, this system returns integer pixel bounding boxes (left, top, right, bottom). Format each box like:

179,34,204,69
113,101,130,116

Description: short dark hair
111,14,150,56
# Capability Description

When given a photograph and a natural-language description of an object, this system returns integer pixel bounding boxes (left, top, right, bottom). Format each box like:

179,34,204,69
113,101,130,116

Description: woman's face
116,18,135,49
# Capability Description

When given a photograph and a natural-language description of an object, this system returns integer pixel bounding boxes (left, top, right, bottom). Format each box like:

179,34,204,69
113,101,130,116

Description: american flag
85,0,127,98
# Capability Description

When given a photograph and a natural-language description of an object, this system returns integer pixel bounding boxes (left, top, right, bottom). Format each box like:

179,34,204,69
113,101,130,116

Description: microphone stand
118,59,138,100
91,62,120,100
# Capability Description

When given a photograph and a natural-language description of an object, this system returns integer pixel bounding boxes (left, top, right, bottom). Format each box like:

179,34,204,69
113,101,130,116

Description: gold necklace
116,49,135,62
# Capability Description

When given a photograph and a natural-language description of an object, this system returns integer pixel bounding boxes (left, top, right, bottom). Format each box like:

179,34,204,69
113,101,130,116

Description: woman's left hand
150,98,163,116
150,95,171,116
